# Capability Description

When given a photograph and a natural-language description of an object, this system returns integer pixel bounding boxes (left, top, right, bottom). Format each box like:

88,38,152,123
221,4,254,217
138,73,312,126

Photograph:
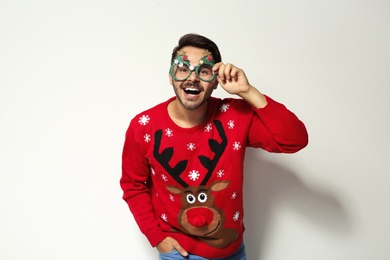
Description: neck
168,99,208,128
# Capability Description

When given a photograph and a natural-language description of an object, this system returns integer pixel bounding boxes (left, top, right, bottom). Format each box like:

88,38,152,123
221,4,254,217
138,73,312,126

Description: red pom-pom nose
187,208,214,227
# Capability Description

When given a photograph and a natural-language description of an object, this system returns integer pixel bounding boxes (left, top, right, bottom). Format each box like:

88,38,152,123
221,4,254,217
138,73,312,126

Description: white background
1,0,389,259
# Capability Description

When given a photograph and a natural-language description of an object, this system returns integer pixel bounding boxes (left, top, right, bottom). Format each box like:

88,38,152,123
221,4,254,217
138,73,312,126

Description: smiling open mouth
184,88,201,95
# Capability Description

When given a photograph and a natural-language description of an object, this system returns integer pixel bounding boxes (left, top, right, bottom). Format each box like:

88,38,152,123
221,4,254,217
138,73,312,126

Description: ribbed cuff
145,227,168,247
255,95,284,121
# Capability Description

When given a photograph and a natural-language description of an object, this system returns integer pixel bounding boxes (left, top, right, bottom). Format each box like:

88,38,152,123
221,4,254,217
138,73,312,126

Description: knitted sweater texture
120,95,308,258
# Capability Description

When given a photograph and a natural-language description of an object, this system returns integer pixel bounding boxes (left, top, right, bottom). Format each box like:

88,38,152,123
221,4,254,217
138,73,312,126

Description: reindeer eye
186,194,196,204
198,193,207,203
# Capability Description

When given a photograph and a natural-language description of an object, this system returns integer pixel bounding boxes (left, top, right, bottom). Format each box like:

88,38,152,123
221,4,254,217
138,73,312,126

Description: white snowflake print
228,120,235,129
204,123,212,132
187,143,196,151
144,134,151,143
138,115,150,125
188,170,200,181
220,103,230,112
165,128,173,137
161,214,168,222
161,174,168,182
233,211,240,221
216,169,225,178
169,194,175,202
231,192,238,199
233,141,242,150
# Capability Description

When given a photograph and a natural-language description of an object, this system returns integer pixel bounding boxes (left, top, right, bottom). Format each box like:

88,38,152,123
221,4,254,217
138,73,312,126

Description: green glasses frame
169,55,217,82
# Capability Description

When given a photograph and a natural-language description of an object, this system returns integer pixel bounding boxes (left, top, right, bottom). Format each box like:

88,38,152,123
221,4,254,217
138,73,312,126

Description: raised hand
213,62,268,109
213,62,251,95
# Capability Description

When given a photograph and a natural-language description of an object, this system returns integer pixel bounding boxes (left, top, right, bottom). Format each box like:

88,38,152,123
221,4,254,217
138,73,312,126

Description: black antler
198,120,227,186
153,130,189,188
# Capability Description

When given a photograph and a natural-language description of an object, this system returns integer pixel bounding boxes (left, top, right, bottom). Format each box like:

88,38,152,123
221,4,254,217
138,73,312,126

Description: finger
223,63,233,80
212,63,226,81
229,67,239,81
212,62,224,81
217,64,226,81
156,238,174,253
217,77,225,86
212,62,223,73
171,239,188,257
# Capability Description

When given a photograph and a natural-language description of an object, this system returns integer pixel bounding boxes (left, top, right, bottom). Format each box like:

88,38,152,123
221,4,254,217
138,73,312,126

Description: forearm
238,85,267,109
121,127,167,247
249,95,308,153
123,188,167,247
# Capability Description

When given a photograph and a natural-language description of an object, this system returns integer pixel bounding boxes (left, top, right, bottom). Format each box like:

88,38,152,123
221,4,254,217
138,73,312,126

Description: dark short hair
171,33,222,64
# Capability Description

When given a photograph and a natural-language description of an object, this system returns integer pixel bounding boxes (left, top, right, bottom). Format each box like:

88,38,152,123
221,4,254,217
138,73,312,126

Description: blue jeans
158,243,246,260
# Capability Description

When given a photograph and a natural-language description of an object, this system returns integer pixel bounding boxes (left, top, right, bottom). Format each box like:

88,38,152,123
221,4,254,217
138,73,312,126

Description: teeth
183,87,201,95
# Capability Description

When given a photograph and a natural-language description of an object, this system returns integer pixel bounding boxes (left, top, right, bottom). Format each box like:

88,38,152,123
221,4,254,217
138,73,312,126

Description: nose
187,69,198,81
187,208,214,227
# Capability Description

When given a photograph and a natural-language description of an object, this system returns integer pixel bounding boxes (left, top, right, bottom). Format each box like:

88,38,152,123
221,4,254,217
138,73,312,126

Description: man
120,33,308,259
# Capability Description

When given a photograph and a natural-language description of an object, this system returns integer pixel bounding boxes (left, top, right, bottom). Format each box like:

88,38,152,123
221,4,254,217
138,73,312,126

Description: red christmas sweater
121,95,308,258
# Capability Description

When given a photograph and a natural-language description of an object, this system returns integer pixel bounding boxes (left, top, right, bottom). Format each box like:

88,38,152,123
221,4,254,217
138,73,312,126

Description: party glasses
169,54,217,82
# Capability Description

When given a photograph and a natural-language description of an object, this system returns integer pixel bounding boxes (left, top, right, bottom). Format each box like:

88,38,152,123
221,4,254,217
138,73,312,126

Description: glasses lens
173,64,191,81
197,64,214,81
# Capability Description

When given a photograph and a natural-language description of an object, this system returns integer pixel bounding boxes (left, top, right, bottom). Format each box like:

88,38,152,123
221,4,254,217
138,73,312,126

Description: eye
198,65,213,75
198,192,207,203
179,67,189,73
186,194,196,204
199,68,211,75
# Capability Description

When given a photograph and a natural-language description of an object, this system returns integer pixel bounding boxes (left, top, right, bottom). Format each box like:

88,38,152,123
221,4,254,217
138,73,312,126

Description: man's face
169,46,218,111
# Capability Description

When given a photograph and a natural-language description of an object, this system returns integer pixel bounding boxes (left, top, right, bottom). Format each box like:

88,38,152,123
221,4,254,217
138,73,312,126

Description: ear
210,180,230,192
166,185,182,194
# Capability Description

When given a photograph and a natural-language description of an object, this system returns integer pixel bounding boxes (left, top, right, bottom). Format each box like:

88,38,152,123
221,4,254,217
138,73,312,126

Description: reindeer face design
154,120,238,248
167,181,229,237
